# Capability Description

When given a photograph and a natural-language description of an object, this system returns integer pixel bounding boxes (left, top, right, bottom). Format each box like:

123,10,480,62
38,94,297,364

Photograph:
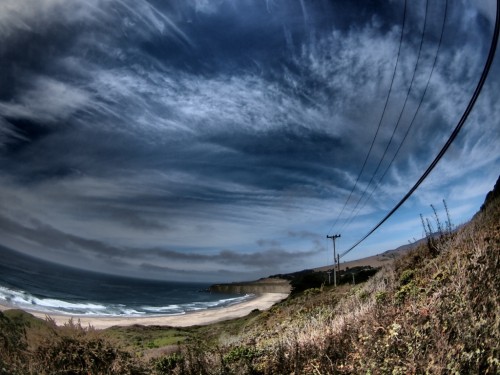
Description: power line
356,0,449,220
340,0,430,234
340,0,500,258
327,0,407,235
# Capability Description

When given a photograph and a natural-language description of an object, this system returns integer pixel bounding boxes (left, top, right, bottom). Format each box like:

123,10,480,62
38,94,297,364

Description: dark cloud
139,263,190,275
0,210,322,278
102,206,171,231
288,230,320,240
135,247,322,268
0,213,122,260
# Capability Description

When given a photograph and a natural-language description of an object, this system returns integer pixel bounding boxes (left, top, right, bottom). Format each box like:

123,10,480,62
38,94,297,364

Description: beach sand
0,293,289,330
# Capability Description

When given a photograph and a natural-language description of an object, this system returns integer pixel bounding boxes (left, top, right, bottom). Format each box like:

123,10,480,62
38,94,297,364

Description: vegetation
0,178,498,374
0,312,146,374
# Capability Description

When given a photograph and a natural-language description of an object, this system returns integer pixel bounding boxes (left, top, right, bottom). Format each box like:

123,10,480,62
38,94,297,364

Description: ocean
0,246,250,317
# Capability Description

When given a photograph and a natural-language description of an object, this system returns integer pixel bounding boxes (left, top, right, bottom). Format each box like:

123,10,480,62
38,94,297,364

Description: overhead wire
340,0,500,258
326,0,407,235
356,0,449,220
340,0,430,234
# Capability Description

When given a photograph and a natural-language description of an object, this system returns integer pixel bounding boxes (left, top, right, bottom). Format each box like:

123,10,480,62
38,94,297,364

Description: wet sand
0,292,289,330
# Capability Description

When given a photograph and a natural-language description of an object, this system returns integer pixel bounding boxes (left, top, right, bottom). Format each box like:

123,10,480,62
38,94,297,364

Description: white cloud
0,77,91,122
191,0,224,15
0,0,104,40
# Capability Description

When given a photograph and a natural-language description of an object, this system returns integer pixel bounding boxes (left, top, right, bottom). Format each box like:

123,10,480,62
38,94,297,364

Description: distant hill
314,239,419,273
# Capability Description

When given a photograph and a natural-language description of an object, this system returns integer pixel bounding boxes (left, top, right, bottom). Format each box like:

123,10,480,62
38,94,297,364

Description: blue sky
0,0,498,282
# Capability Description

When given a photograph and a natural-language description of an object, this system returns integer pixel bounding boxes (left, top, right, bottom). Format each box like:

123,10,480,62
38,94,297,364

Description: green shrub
223,346,260,363
395,281,418,304
355,289,370,301
375,291,387,304
0,311,29,373
147,341,158,349
155,353,184,374
399,269,415,286
303,287,322,297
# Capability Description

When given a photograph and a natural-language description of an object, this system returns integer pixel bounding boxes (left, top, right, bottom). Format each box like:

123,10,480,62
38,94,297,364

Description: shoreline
0,292,289,329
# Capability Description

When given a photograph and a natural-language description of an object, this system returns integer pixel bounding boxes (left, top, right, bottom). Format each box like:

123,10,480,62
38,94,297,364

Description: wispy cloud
0,0,497,280
0,76,91,122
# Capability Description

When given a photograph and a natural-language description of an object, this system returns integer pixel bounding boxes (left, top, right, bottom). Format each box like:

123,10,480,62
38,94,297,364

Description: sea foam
0,285,253,317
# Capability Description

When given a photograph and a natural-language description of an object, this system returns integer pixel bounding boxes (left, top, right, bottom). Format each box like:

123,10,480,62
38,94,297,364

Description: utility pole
327,234,341,286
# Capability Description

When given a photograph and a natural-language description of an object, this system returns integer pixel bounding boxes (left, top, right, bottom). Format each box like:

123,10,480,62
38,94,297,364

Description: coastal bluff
210,278,291,294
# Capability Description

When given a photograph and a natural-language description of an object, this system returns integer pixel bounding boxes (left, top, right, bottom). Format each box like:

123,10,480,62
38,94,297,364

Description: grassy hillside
1,177,498,374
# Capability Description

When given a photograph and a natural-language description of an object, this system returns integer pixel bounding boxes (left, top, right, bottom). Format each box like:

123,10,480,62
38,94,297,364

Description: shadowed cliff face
481,174,500,211
210,278,291,294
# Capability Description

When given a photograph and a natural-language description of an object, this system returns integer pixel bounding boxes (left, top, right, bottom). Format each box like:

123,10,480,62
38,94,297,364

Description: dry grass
0,186,498,374
166,192,499,374
0,313,147,374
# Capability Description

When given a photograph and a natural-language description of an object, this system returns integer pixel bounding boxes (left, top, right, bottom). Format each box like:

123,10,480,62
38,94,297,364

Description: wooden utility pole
327,234,341,286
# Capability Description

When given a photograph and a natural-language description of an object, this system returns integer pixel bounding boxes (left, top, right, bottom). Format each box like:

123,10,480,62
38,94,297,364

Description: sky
0,0,498,283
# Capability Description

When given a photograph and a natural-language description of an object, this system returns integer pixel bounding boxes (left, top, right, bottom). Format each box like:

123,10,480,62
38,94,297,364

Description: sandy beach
0,292,289,330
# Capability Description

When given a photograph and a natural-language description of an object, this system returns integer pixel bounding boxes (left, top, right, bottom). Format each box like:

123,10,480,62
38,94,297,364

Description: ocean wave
0,285,253,317
1,285,109,314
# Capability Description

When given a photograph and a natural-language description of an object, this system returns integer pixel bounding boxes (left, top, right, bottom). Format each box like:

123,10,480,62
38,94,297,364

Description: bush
290,271,327,293
224,346,260,363
154,353,184,374
0,311,28,373
399,269,415,286
34,335,142,374
375,291,387,304
394,281,418,304
303,288,322,297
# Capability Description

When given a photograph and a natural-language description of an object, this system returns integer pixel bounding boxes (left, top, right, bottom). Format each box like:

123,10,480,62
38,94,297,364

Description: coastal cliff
210,277,291,294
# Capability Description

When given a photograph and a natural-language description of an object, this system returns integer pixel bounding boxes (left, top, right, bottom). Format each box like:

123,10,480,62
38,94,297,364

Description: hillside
209,278,291,294
0,176,498,374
